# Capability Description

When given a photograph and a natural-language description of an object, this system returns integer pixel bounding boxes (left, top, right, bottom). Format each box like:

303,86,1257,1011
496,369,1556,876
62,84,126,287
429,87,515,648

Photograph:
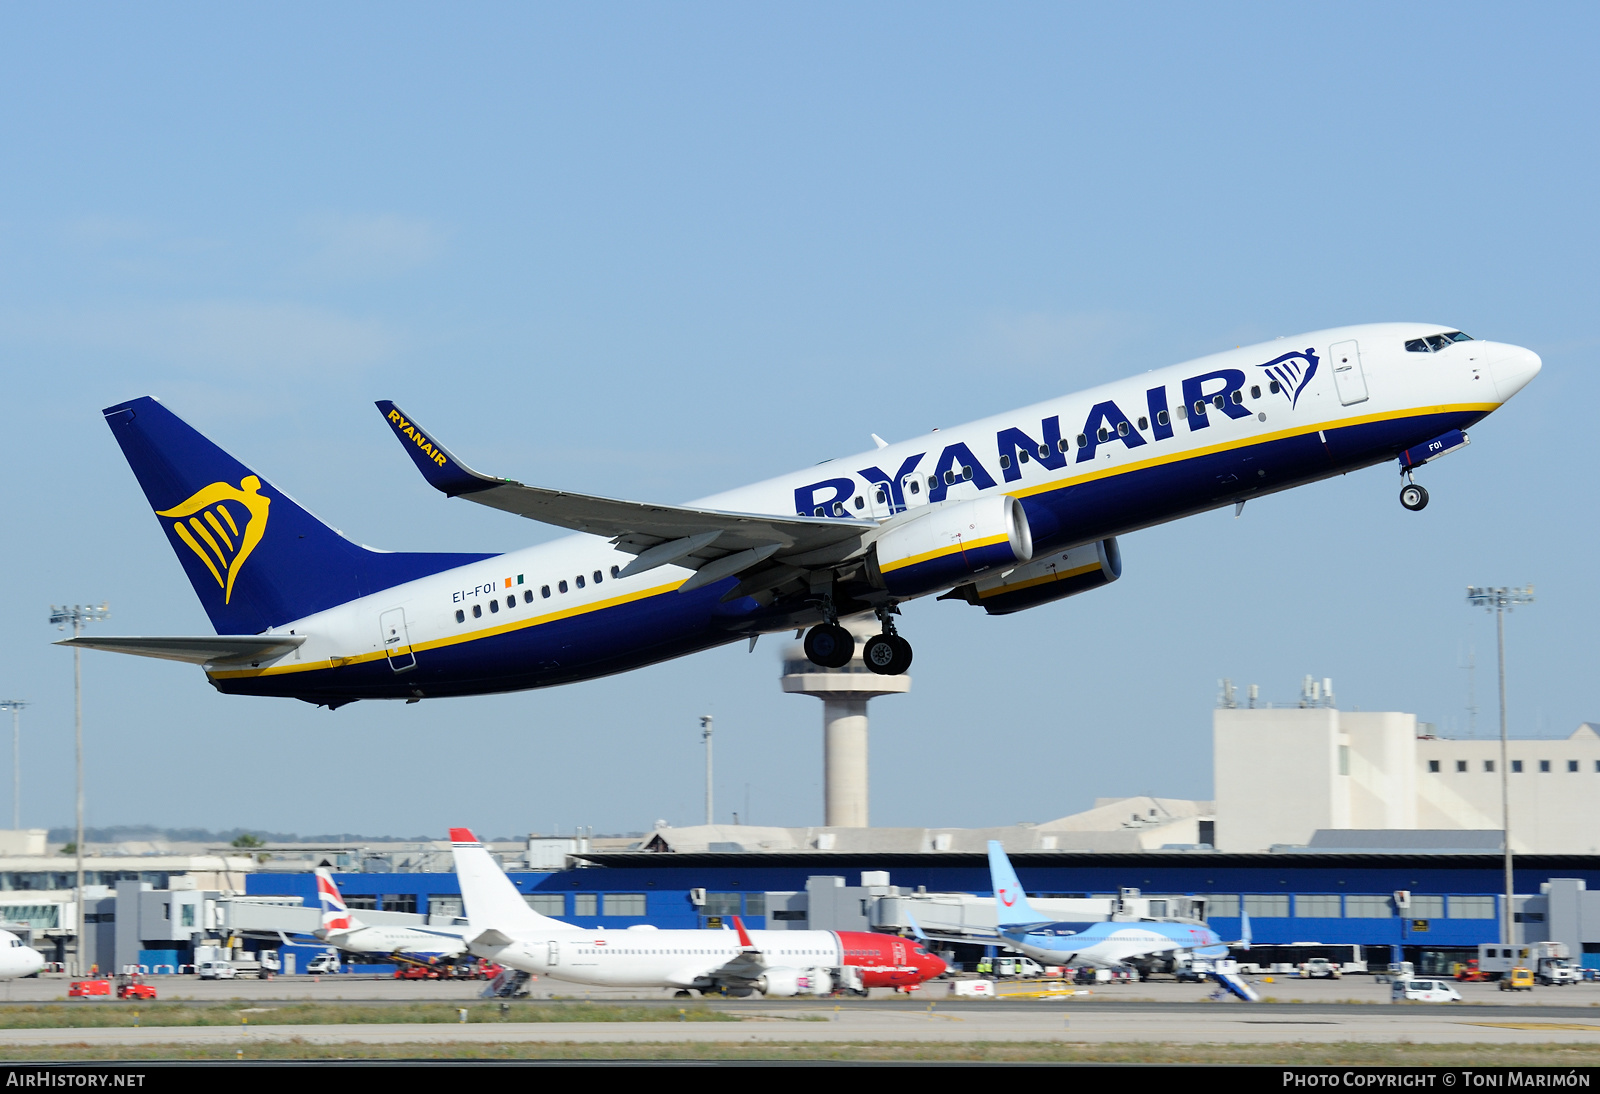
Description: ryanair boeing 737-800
65,324,1539,707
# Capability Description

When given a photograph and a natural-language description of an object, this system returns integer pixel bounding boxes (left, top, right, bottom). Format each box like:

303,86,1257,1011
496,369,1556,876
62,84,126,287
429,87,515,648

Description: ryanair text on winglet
387,410,449,467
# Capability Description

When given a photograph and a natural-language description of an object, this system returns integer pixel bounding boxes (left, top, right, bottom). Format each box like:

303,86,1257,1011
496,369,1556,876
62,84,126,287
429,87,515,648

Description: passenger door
380,607,416,672
1329,340,1369,406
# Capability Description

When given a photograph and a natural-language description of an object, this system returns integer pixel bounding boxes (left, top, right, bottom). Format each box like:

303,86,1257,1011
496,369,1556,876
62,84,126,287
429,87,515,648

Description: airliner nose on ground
1490,344,1542,401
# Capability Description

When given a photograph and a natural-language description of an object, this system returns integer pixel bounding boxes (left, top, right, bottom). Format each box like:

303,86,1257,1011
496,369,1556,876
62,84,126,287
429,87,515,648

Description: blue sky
0,3,1593,838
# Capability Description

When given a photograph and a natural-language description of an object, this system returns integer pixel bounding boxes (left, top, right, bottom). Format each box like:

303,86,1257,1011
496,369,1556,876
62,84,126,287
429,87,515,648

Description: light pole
49,603,109,975
0,701,27,830
1466,585,1534,945
700,716,713,826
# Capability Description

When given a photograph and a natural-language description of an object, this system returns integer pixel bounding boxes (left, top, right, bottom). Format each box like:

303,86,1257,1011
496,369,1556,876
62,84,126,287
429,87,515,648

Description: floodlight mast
1465,585,1534,946
700,716,713,827
48,603,109,976
0,701,27,830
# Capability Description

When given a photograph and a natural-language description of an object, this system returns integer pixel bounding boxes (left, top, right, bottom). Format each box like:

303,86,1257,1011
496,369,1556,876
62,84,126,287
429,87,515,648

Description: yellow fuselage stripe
212,403,1491,680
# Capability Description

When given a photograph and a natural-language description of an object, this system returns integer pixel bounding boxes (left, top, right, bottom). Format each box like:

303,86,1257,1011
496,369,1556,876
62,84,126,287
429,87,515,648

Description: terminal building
16,688,1600,979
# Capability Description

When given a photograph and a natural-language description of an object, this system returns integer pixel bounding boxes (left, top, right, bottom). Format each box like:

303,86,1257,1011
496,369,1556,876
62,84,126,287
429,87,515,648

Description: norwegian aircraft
64,324,1539,704
447,828,945,996
979,841,1259,999
311,868,468,960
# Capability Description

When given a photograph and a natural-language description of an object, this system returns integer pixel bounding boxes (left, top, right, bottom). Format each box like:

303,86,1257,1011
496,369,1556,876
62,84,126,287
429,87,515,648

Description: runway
4,1002,1600,1049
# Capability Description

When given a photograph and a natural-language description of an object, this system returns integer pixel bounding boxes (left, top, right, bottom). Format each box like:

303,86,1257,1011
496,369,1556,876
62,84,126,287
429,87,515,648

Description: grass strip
0,1041,1597,1064
0,1002,736,1030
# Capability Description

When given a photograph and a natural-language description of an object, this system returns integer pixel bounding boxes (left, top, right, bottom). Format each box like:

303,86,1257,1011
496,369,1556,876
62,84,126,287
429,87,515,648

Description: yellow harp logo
156,476,271,605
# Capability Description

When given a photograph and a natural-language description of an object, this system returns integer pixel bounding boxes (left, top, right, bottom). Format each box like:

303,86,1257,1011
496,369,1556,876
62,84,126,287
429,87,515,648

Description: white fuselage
207,323,1539,691
472,926,845,988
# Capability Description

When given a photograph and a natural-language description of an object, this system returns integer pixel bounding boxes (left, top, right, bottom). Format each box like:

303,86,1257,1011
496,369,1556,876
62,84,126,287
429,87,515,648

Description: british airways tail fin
449,828,572,935
102,397,493,634
314,868,363,935
987,841,1045,928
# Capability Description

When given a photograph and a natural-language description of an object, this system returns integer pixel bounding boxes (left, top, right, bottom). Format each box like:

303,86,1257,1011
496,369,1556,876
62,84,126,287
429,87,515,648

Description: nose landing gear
1400,482,1429,511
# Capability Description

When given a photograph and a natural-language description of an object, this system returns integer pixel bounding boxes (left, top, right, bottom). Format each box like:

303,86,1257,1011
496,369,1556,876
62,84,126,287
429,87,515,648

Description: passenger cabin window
875,488,887,503
1076,433,1088,446
908,479,920,495
1269,380,1281,394
1057,437,1070,452
576,575,585,589
611,565,620,578
1018,449,1029,463
1193,401,1206,416
524,590,533,603
999,455,1012,470
1157,410,1170,426
928,476,938,490
1137,416,1148,430
854,496,864,509
455,609,465,623
558,580,568,593
1096,427,1109,442
541,585,551,598
490,600,499,613
506,596,515,608
472,604,482,618
593,570,603,584
1117,422,1129,436
1250,385,1261,399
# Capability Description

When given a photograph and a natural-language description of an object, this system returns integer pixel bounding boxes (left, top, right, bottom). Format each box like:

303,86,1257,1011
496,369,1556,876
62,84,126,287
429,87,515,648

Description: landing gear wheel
862,634,913,675
804,623,855,668
673,989,693,998
1399,483,1429,511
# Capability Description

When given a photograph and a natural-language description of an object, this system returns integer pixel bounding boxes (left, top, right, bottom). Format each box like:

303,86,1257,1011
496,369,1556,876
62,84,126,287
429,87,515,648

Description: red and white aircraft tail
449,827,575,935
314,867,360,936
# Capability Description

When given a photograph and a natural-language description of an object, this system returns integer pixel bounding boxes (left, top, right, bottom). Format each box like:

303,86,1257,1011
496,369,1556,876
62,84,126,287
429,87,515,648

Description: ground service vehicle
1299,957,1341,979
198,961,236,980
1392,978,1462,1003
1500,966,1534,991
1454,959,1490,982
67,980,110,998
993,957,1046,978
115,974,157,1000
305,953,341,975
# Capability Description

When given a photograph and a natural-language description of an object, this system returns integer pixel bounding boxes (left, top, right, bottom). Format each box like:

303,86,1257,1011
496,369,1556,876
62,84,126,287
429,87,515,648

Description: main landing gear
1399,470,1430,512
802,605,913,675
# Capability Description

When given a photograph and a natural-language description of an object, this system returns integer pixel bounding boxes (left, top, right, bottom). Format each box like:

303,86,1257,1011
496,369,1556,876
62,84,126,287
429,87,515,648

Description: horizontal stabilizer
56,635,305,665
470,928,515,949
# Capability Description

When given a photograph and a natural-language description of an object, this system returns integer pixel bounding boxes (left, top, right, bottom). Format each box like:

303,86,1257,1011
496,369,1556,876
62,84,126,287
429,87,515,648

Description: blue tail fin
104,397,494,634
987,840,1045,928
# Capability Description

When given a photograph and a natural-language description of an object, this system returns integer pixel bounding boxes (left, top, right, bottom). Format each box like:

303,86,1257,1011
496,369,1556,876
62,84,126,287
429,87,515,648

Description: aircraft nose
1489,345,1542,402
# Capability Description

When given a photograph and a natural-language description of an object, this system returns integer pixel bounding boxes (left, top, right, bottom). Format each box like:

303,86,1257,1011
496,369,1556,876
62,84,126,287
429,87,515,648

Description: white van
198,960,236,980
306,953,341,975
1391,978,1461,1003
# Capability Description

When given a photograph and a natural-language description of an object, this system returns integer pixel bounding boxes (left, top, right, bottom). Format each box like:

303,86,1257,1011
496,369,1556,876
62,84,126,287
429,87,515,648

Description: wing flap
55,635,306,665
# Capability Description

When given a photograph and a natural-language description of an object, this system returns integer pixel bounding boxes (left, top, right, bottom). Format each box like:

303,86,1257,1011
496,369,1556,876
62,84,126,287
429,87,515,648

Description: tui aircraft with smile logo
65,323,1539,706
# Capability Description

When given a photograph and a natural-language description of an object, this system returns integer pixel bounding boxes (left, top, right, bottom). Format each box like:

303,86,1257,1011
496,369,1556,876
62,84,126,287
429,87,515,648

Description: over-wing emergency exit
64,324,1539,706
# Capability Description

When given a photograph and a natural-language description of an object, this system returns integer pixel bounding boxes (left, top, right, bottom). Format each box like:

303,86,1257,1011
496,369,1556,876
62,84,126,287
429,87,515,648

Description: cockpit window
1406,331,1472,353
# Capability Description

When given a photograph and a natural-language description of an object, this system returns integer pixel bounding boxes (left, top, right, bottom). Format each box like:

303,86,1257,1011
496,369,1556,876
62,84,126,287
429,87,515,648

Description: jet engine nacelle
756,967,834,997
942,537,1121,615
869,495,1033,598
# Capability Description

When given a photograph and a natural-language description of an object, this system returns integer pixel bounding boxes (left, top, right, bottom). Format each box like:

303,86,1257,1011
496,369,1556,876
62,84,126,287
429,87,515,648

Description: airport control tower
780,615,910,827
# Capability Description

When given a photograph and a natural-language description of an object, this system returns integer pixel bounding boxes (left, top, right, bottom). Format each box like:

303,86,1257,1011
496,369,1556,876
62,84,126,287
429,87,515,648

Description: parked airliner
312,868,468,960
65,324,1539,705
446,828,945,996
0,931,43,979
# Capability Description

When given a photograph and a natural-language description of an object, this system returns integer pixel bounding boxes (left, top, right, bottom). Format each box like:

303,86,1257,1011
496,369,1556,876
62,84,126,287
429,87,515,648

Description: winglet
731,915,757,950
375,401,503,497
903,907,929,942
1239,909,1252,950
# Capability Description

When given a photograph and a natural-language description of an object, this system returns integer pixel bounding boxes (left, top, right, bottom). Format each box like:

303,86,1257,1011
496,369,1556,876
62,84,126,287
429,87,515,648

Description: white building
1214,707,1600,853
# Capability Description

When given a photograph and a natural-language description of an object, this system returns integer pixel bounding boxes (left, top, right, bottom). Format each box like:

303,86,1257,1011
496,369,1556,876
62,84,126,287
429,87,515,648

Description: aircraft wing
376,401,876,583
54,635,306,665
